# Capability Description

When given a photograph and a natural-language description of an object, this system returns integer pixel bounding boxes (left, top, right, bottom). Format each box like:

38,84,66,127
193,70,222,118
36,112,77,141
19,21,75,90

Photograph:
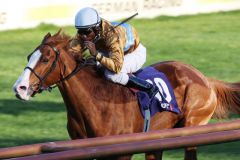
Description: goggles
77,28,93,35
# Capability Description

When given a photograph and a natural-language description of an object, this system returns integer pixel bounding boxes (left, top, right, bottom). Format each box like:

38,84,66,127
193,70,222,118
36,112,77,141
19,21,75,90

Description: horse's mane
47,29,72,48
45,29,85,62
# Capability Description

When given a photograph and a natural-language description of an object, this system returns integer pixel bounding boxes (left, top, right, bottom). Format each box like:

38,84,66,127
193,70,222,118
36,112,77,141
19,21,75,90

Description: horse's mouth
30,91,38,97
15,93,30,101
15,88,36,101
27,89,37,98
28,85,39,97
15,93,24,100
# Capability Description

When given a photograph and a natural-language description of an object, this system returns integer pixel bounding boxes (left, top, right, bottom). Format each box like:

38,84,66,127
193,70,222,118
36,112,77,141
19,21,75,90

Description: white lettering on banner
92,0,182,14
144,0,182,9
0,12,7,24
146,78,172,103
92,1,139,14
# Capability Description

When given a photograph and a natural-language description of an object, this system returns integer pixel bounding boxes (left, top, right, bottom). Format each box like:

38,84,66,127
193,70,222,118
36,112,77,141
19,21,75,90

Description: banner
0,0,240,31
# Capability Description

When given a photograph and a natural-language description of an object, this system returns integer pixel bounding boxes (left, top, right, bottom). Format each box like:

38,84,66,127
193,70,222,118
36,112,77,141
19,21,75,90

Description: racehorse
13,30,240,160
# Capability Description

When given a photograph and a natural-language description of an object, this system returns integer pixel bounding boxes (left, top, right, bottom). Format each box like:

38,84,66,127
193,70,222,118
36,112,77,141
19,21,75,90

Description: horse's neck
58,65,128,114
59,67,103,111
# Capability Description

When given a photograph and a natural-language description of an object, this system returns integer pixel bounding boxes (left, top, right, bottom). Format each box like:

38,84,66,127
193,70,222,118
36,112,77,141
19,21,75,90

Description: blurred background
1,0,240,31
0,0,240,159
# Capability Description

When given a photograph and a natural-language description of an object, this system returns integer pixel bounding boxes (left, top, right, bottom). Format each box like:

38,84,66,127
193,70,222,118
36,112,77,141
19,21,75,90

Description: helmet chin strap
93,26,101,41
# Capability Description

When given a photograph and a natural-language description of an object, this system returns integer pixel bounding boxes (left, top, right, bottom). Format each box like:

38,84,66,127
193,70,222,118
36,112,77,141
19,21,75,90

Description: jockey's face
78,28,96,41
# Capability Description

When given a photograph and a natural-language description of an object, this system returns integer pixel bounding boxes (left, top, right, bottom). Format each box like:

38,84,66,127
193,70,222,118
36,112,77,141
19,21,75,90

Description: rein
25,44,96,93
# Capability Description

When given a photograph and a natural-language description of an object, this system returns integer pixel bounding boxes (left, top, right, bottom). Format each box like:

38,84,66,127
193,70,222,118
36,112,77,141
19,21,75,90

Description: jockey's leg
104,43,158,99
126,75,159,100
104,43,145,83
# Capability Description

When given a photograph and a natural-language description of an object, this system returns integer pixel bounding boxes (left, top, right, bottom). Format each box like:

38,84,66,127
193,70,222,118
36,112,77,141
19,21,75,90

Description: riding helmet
75,7,101,29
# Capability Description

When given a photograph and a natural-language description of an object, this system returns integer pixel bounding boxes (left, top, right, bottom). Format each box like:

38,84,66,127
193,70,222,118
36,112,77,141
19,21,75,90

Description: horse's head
13,30,73,100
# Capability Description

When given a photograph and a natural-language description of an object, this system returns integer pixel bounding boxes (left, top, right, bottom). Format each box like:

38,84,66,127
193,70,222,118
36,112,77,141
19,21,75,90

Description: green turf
1,10,240,159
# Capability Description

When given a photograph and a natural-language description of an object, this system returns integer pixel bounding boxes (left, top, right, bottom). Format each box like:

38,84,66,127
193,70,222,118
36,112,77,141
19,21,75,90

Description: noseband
25,44,96,94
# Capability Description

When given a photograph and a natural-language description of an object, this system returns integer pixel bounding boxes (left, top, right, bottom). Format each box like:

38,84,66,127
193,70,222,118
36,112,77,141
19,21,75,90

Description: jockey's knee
122,44,146,73
104,70,129,85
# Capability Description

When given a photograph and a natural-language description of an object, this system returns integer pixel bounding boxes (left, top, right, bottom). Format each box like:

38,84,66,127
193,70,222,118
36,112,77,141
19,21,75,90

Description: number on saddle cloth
133,66,181,118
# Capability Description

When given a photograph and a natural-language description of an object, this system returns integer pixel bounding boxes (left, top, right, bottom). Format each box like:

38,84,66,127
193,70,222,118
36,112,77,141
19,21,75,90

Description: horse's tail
208,78,240,119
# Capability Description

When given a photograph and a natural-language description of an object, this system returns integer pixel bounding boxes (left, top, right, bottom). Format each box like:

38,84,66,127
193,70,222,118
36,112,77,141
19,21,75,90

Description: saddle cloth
133,66,181,118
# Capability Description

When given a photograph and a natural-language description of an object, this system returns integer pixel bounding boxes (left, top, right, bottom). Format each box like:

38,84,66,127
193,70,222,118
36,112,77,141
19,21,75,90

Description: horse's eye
41,57,49,64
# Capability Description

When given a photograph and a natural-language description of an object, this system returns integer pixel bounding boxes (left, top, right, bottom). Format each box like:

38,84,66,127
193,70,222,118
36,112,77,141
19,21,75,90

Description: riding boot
126,75,159,100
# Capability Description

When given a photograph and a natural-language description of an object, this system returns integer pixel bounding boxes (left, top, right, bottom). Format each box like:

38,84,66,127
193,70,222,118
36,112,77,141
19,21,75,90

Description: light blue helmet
75,7,101,29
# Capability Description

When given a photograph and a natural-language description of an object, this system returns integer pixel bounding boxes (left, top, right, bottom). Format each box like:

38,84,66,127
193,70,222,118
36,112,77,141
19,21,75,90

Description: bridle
25,43,96,94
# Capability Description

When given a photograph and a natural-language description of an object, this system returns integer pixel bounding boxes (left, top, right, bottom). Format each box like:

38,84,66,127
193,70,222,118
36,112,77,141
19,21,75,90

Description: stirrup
148,85,159,100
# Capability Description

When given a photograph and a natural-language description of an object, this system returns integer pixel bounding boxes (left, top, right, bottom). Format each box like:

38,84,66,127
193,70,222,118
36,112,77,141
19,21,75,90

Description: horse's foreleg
145,151,163,160
184,147,197,160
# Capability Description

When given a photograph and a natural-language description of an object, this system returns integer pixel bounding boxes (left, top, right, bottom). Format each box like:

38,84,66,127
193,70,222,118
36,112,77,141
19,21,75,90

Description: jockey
70,7,159,100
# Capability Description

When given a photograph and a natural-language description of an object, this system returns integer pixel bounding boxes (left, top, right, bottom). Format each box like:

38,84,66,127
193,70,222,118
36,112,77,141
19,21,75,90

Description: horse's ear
52,28,63,38
42,32,51,43
56,28,62,35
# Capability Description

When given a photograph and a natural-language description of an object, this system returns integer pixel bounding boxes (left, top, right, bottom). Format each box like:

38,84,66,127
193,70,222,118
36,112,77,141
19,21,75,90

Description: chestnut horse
13,31,240,160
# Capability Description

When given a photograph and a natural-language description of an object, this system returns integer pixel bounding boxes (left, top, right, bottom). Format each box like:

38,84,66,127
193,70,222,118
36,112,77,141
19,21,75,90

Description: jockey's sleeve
96,33,124,73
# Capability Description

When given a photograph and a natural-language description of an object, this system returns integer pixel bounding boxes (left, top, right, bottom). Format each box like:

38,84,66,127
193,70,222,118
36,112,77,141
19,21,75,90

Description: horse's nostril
19,86,27,91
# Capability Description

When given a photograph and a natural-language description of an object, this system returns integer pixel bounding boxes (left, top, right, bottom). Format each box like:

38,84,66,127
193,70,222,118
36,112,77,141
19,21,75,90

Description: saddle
132,66,181,132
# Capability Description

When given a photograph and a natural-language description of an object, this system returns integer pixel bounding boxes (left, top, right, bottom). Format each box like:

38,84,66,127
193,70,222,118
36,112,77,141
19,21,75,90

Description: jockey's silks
69,19,140,73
